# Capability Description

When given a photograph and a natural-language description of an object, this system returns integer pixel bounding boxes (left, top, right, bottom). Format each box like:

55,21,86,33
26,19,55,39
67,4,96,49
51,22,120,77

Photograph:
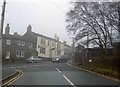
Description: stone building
2,24,37,63
2,24,72,63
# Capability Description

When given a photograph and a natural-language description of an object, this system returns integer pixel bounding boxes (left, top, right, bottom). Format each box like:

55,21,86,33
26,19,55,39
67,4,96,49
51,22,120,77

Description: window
40,47,46,54
41,38,46,45
6,51,10,59
6,40,11,45
57,50,61,55
57,43,61,48
16,50,24,57
28,43,32,48
38,45,40,48
17,40,21,45
21,41,25,46
52,41,55,47
48,40,50,46
17,41,25,46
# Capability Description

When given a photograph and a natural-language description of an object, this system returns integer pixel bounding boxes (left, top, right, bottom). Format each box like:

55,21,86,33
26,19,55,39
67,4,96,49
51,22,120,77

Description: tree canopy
66,2,119,49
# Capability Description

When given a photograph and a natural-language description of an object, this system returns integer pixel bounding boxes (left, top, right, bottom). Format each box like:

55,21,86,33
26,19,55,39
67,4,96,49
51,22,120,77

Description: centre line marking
56,68,61,73
63,75,76,87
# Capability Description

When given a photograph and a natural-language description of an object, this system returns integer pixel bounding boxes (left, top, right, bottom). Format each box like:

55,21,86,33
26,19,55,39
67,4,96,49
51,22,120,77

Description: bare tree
66,2,119,54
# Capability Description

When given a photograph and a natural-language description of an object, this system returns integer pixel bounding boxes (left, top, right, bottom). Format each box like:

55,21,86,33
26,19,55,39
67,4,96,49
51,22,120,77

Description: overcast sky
0,0,73,45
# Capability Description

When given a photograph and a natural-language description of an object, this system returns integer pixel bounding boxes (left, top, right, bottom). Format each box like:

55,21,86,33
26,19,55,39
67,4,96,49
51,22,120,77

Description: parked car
59,55,68,63
52,56,61,63
52,55,68,63
26,56,42,63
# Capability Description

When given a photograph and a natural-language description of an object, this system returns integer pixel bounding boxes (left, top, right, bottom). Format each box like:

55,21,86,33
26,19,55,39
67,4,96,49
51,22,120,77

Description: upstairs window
17,40,21,45
41,38,46,45
47,40,51,46
21,41,25,46
6,39,11,45
57,43,61,48
52,41,55,47
28,43,32,48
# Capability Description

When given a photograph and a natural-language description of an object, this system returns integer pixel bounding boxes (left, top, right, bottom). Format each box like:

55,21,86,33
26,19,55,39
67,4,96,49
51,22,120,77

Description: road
2,62,119,86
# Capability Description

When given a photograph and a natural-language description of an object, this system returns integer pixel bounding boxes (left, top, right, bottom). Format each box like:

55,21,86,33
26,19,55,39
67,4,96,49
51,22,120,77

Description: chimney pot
5,23,10,34
27,24,32,32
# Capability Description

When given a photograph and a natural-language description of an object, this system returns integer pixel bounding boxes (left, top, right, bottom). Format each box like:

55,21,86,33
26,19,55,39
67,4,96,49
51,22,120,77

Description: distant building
2,24,72,63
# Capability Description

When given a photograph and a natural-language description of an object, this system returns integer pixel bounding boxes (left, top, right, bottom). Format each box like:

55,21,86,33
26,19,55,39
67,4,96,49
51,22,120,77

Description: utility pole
1,0,6,34
0,0,6,64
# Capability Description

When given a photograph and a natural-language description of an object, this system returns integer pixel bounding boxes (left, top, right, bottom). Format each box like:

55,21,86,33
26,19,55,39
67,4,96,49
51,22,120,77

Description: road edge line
0,69,16,83
0,69,17,86
67,63,120,84
1,69,23,86
7,70,23,85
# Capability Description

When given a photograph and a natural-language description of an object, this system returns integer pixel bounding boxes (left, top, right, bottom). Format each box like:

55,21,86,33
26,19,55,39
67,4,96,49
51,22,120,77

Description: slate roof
3,30,71,47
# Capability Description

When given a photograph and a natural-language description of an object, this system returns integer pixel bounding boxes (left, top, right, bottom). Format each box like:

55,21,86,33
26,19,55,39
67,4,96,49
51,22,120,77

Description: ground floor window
40,47,46,54
16,50,24,57
6,51,10,59
57,50,61,55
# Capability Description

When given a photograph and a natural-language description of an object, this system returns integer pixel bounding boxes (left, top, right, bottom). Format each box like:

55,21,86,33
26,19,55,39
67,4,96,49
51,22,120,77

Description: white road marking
63,75,76,87
56,68,61,73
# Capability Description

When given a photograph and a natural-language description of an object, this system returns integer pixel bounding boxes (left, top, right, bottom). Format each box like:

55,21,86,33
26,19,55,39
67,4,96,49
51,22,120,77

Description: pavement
2,61,119,86
2,67,16,80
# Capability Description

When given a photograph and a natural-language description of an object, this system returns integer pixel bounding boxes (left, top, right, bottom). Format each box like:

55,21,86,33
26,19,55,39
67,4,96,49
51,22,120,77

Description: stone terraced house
2,24,72,63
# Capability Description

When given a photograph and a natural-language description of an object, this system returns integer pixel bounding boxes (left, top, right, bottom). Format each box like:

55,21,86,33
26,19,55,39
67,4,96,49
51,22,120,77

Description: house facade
2,24,37,63
36,35,64,58
2,24,72,63
36,32,73,58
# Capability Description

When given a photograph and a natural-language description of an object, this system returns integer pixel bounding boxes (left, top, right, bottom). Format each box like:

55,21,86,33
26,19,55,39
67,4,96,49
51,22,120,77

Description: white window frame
21,51,24,57
16,50,20,57
22,41,25,46
16,50,24,57
6,51,10,59
28,43,32,48
41,38,46,45
17,40,21,45
52,41,55,47
40,47,46,54
6,39,11,45
48,40,50,46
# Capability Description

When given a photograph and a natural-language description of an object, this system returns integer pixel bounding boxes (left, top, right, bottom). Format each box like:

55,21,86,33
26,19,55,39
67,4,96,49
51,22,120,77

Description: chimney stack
54,34,59,41
63,41,66,45
14,32,17,35
27,24,32,32
5,24,10,35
